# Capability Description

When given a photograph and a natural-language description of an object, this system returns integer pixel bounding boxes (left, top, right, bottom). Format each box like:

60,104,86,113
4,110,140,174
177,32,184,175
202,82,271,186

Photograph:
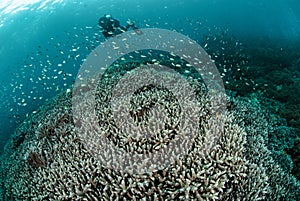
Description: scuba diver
98,14,139,38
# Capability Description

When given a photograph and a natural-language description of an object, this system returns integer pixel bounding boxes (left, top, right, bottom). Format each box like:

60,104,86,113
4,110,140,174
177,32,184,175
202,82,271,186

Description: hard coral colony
0,59,299,201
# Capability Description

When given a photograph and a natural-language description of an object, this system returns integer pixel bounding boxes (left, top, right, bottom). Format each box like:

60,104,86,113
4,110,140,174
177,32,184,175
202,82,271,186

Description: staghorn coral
0,61,299,200
26,151,46,168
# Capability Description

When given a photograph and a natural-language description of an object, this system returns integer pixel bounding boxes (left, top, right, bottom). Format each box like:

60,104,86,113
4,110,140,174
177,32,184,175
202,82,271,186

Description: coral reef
0,60,299,200
26,151,46,168
204,31,300,180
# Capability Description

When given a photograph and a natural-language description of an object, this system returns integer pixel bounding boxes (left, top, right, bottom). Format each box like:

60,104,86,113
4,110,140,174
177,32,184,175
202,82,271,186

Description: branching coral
0,61,299,200
26,151,46,168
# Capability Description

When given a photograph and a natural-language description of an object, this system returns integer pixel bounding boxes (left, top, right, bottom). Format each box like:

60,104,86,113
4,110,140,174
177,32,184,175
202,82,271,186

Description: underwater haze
0,0,300,147
0,0,300,200
0,0,300,150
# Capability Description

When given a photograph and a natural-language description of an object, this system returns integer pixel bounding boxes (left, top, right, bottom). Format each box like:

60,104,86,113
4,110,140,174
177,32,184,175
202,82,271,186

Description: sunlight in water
0,0,63,27
0,0,63,15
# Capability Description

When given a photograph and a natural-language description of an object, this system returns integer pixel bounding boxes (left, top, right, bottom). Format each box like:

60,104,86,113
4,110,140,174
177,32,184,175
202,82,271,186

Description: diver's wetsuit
98,15,138,38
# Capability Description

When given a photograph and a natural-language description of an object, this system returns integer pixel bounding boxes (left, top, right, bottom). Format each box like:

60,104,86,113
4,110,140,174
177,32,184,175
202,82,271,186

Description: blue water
0,0,299,149
0,1,300,200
